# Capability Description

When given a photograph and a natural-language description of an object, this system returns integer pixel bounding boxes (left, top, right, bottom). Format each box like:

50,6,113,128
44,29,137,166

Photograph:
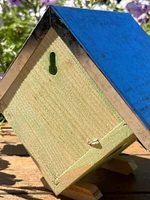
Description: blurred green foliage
0,0,39,72
0,113,6,123
142,22,150,35
0,0,72,73
0,10,36,72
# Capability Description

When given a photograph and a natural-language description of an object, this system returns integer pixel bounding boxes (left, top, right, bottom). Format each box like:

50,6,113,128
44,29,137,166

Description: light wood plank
1,193,150,200
55,128,135,194
0,195,53,200
42,178,102,200
82,154,150,193
0,28,134,195
71,44,150,150
0,35,40,100
0,135,21,144
123,141,148,155
0,8,51,100
0,139,150,199
0,194,67,200
101,155,137,175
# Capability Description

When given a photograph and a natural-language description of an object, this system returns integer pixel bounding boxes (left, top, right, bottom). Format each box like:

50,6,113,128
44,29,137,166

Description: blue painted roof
52,6,150,129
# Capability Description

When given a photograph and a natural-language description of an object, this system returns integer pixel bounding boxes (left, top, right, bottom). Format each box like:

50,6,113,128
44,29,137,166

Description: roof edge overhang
0,6,51,100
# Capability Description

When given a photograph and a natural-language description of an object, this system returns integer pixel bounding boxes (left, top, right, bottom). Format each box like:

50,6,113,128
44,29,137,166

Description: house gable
51,6,150,131
0,27,134,194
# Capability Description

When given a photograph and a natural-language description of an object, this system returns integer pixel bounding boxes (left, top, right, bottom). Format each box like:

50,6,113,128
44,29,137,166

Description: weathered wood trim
0,7,51,100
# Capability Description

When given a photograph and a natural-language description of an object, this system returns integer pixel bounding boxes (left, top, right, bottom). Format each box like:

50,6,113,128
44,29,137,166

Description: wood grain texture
42,177,102,200
123,141,148,155
0,7,51,100
52,6,150,131
0,28,134,195
101,155,137,175
82,154,150,193
0,134,150,200
55,128,135,194
72,44,150,150
49,5,150,149
0,35,39,100
0,195,62,200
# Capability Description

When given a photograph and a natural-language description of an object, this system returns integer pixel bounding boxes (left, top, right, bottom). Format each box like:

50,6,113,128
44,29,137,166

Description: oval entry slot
49,52,57,75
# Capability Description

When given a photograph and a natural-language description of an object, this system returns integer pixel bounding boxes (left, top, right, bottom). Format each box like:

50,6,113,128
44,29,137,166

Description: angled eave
0,7,51,100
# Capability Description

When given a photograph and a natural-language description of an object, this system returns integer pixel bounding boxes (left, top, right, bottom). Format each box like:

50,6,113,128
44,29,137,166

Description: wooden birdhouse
1,5,150,198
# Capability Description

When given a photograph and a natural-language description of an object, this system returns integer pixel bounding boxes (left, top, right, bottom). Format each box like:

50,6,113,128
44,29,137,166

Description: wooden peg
41,177,103,200
101,155,137,175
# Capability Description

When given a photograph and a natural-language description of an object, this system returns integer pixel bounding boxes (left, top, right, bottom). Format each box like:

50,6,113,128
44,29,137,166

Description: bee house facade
0,6,150,195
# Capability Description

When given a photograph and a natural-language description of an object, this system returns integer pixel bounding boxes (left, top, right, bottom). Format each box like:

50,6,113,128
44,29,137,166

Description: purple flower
136,12,148,23
9,0,23,7
40,0,58,7
126,1,150,23
0,73,4,82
